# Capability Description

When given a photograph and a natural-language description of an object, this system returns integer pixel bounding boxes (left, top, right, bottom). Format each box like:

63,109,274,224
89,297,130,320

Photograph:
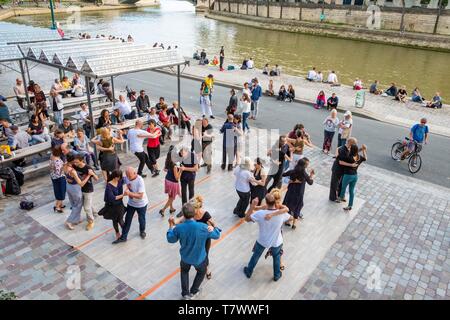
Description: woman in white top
240,92,251,133
72,83,85,97
232,157,256,218
49,89,64,125
242,82,251,97
338,111,353,147
322,109,339,154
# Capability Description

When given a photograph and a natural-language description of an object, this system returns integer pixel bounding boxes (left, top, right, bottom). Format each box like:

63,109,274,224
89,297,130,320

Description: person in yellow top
204,74,214,106
61,76,72,90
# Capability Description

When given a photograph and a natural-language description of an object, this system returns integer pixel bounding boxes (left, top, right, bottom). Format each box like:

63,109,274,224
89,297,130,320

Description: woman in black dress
282,157,315,229
250,157,267,206
98,169,126,240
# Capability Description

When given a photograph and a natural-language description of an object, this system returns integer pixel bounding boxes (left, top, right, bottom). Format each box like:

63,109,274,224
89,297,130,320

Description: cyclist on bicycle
400,118,429,160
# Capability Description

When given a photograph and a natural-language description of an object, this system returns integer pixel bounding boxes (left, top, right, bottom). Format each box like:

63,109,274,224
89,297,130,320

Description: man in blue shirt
401,118,429,160
250,78,262,120
167,203,220,300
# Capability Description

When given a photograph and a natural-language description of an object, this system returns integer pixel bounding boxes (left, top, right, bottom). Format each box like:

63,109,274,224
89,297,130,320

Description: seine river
7,0,450,98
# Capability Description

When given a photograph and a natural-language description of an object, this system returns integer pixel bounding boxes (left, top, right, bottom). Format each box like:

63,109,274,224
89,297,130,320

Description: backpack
0,167,21,195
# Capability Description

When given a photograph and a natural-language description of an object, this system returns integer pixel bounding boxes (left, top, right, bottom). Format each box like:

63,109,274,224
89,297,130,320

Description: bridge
102,0,158,6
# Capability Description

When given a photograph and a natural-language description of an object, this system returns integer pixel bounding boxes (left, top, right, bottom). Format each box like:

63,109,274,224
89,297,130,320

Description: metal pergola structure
19,39,189,147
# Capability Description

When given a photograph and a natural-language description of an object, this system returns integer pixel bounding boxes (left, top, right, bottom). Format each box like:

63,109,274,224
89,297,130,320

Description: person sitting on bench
115,95,136,120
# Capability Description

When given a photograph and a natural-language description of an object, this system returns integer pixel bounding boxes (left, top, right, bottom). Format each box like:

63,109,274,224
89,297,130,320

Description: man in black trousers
329,137,357,201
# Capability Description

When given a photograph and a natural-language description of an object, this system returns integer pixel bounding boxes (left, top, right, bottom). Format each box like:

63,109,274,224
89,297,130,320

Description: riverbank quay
0,105,449,299
159,59,450,138
0,1,159,21
203,3,450,52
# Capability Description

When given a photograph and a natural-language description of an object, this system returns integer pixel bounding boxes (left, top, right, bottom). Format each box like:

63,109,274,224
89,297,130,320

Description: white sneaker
190,290,201,299
181,294,191,300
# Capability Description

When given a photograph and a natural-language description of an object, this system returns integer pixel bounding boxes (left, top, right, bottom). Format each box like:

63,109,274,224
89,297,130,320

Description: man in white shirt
127,119,159,178
306,67,317,81
113,167,149,244
116,95,136,120
327,70,339,84
246,58,254,69
13,78,26,110
243,194,291,281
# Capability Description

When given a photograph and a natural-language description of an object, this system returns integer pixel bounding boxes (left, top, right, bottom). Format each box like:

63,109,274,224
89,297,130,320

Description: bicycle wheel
391,142,403,160
408,153,422,174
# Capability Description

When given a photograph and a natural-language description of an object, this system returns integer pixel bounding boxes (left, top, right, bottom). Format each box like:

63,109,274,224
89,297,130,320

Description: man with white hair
113,167,149,244
127,119,159,178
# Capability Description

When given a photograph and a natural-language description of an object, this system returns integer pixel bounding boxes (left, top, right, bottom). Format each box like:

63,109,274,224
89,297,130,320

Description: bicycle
391,137,423,174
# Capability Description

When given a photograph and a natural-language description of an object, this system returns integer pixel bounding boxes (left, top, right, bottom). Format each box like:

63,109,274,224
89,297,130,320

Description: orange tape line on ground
135,218,245,300
135,185,289,300
72,175,213,251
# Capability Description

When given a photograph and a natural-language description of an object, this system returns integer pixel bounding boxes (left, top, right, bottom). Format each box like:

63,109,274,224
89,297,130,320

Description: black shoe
112,238,126,245
140,231,146,239
243,267,251,279
210,115,215,119
139,173,147,178
274,273,282,282
152,170,160,177
176,211,183,218
206,165,211,174
227,164,233,171
200,163,208,167
221,164,226,170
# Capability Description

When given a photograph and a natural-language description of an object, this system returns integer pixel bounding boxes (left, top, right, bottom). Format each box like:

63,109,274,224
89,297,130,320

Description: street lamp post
49,0,57,30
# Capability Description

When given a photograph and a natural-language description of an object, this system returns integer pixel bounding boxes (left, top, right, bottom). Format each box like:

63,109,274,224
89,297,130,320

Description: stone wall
211,1,450,36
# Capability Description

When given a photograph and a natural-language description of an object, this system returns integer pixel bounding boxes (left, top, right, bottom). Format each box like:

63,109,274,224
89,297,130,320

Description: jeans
120,204,147,240
245,241,282,279
181,179,195,204
339,174,358,207
242,112,250,132
54,110,64,125
323,130,335,152
233,190,250,217
134,151,153,175
124,110,136,120
251,100,259,119
337,134,346,148
180,258,207,297
31,133,50,144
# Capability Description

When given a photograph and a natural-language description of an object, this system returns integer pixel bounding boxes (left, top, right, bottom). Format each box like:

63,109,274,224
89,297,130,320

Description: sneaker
181,294,191,300
112,238,126,245
140,231,146,239
190,290,201,299
86,221,94,231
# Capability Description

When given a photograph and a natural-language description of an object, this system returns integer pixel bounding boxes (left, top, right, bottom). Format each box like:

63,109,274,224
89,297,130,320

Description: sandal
280,265,285,271
206,272,212,280
169,208,177,214
159,209,165,217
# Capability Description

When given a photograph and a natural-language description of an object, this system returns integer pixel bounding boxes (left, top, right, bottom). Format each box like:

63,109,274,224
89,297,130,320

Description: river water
6,0,450,99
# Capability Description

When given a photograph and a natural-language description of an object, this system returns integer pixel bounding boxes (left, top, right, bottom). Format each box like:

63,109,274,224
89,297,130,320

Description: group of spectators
368,80,442,109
